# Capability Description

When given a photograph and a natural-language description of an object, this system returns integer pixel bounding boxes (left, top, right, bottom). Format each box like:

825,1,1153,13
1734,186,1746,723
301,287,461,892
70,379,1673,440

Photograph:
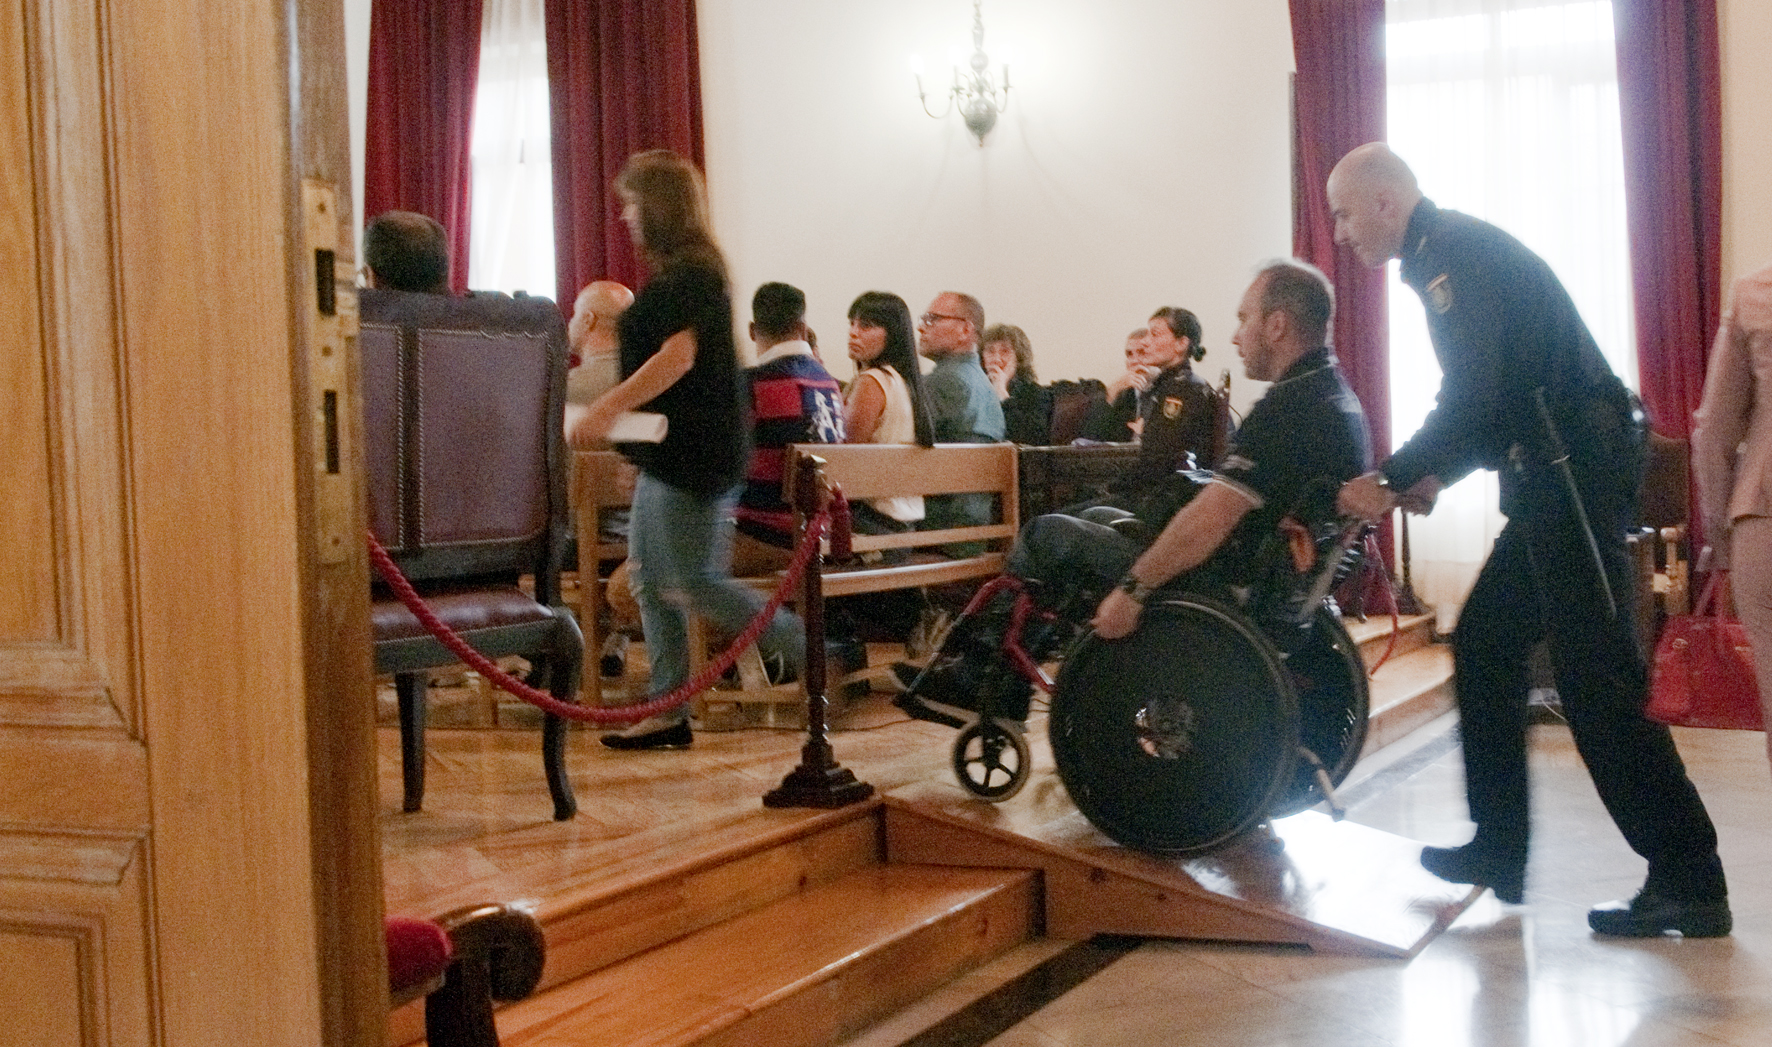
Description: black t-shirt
616,259,747,496
1208,347,1372,583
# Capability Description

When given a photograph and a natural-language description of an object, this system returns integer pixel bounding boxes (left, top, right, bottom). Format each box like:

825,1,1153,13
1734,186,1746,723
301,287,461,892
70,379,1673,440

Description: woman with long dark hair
843,290,934,534
570,150,803,749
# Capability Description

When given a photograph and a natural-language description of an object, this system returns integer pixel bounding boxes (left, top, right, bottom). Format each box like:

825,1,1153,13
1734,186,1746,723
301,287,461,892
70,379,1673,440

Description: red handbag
1646,572,1765,730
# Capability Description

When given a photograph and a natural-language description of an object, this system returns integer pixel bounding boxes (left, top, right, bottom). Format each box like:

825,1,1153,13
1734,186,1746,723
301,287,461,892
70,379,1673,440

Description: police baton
1532,387,1617,620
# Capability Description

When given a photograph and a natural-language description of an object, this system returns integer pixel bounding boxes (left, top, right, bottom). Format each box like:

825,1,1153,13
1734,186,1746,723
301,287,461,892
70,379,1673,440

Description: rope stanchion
368,509,829,727
764,455,873,809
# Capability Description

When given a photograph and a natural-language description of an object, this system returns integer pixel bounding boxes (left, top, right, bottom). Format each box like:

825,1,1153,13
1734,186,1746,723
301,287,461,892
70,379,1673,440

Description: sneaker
600,715,692,750
1588,889,1732,938
762,650,796,686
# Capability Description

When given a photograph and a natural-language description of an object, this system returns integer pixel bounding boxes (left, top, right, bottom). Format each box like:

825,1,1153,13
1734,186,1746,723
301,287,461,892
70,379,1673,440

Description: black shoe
1420,843,1525,904
600,717,692,750
893,690,969,728
893,658,1031,727
1588,889,1732,937
599,632,629,677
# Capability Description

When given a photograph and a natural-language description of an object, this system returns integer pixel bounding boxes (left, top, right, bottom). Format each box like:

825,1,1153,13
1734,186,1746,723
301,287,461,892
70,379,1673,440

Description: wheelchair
903,515,1373,858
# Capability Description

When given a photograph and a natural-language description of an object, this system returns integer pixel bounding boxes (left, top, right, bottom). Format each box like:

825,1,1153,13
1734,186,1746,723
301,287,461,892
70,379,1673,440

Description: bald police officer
1329,143,1728,937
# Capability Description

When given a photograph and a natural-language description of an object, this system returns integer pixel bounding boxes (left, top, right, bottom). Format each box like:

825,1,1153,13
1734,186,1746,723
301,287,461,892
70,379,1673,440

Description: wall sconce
915,1,1011,146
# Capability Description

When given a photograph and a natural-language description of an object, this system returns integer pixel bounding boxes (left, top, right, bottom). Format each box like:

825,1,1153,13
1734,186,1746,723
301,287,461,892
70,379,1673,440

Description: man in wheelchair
896,260,1373,731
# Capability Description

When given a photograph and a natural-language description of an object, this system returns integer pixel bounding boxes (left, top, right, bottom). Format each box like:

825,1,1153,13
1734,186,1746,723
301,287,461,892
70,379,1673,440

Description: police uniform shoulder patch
1162,396,1183,419
1426,274,1453,314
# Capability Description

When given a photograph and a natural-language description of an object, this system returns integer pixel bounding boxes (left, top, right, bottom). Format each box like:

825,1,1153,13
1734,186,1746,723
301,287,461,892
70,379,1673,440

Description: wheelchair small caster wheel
952,718,1030,801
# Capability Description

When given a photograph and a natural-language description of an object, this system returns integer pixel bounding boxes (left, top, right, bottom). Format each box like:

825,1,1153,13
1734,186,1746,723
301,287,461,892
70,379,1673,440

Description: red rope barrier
1362,531,1404,673
368,509,830,726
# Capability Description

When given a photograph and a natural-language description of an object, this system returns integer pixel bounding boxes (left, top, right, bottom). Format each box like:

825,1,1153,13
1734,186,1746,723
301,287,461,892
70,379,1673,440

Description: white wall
1720,0,1772,286
342,0,1772,386
696,0,1296,410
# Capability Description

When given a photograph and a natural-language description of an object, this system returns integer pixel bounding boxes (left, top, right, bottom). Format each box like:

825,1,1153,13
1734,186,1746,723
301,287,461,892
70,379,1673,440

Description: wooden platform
382,613,1463,1044
885,793,1477,959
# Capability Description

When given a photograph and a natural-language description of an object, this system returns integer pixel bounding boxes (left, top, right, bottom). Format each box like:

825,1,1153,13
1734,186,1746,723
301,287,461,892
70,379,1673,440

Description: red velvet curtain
1613,0,1722,552
363,0,484,295
1289,0,1391,572
546,0,705,304
1613,0,1722,434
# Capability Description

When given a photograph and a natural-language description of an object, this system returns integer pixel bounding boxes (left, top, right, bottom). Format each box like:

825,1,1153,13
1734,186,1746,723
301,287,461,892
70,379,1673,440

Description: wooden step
1344,612,1437,669
1362,642,1455,755
493,864,1038,1047
390,805,888,1046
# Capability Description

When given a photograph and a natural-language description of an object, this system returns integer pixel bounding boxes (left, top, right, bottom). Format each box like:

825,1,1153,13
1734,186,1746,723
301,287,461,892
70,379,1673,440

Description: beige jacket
1693,262,1772,567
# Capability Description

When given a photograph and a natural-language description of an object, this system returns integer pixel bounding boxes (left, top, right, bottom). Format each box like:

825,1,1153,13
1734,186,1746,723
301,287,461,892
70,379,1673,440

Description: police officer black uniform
1122,363,1226,482
1375,196,1729,933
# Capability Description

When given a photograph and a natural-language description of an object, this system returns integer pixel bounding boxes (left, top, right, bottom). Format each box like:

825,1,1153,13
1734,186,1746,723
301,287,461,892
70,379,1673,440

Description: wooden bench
691,442,1019,724
569,444,1021,724
1016,442,1143,519
782,441,1020,594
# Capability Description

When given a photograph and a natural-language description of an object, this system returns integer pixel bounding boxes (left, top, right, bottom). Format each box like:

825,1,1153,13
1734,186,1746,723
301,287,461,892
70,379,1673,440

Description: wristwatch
1118,573,1158,604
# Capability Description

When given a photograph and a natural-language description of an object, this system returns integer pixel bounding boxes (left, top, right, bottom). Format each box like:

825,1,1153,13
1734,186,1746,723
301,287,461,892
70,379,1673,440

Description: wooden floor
379,642,1772,1047
380,686,972,919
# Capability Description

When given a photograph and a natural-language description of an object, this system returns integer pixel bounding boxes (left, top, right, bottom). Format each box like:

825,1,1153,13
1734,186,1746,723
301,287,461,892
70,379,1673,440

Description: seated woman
982,323,1054,445
843,291,936,536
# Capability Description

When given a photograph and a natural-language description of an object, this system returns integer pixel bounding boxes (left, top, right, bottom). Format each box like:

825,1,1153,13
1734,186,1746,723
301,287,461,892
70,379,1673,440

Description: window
1385,0,1631,623
467,0,556,298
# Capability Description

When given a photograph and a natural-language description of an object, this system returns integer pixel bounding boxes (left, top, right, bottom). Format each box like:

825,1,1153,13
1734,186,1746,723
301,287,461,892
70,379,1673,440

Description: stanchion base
763,761,875,809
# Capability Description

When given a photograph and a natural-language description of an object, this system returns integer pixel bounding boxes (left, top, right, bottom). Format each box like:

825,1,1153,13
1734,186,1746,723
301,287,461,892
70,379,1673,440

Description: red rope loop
368,510,829,726
1361,531,1404,673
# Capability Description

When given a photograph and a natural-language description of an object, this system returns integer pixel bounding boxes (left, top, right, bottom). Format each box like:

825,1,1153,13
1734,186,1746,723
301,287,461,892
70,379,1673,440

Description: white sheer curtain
467,0,556,298
1385,0,1633,627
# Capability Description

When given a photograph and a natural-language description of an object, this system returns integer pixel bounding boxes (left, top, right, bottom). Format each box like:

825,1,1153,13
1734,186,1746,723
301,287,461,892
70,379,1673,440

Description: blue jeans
628,472,804,719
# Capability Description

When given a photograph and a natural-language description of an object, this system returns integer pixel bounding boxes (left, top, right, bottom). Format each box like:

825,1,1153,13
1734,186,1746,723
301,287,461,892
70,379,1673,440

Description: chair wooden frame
364,289,584,821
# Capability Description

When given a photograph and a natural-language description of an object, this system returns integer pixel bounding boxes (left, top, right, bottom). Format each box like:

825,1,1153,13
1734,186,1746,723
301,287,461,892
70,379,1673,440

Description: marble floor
840,714,1772,1047
380,689,1772,1047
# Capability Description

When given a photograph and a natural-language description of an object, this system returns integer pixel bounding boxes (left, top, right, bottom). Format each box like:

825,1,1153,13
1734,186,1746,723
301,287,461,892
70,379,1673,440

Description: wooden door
1,1,382,1045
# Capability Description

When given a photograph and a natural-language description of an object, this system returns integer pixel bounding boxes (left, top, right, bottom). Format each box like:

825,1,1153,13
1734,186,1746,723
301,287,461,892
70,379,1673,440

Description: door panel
1,4,155,1042
2,0,378,1044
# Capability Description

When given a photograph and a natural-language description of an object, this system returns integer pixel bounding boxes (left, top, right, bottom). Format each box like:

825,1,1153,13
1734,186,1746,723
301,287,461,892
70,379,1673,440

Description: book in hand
607,411,668,443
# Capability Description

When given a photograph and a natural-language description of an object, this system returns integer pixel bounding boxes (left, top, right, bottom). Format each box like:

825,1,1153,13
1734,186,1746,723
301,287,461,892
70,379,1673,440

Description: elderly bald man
1328,142,1729,937
565,280,636,414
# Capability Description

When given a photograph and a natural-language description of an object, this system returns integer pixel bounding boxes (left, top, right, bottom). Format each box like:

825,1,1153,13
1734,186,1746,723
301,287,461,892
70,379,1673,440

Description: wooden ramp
883,772,1480,959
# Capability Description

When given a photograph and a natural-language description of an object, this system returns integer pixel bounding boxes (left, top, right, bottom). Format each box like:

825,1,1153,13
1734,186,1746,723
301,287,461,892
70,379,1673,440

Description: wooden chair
1047,378,1110,445
570,450,637,707
363,289,584,821
387,905,545,1047
1629,431,1692,655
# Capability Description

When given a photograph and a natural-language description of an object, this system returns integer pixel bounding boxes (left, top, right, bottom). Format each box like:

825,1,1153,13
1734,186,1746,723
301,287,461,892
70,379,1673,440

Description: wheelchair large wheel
1266,606,1371,817
1049,596,1299,856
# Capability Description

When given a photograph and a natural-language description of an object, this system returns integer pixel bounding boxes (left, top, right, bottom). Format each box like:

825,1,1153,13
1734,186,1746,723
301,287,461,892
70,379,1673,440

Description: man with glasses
917,292,1006,549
